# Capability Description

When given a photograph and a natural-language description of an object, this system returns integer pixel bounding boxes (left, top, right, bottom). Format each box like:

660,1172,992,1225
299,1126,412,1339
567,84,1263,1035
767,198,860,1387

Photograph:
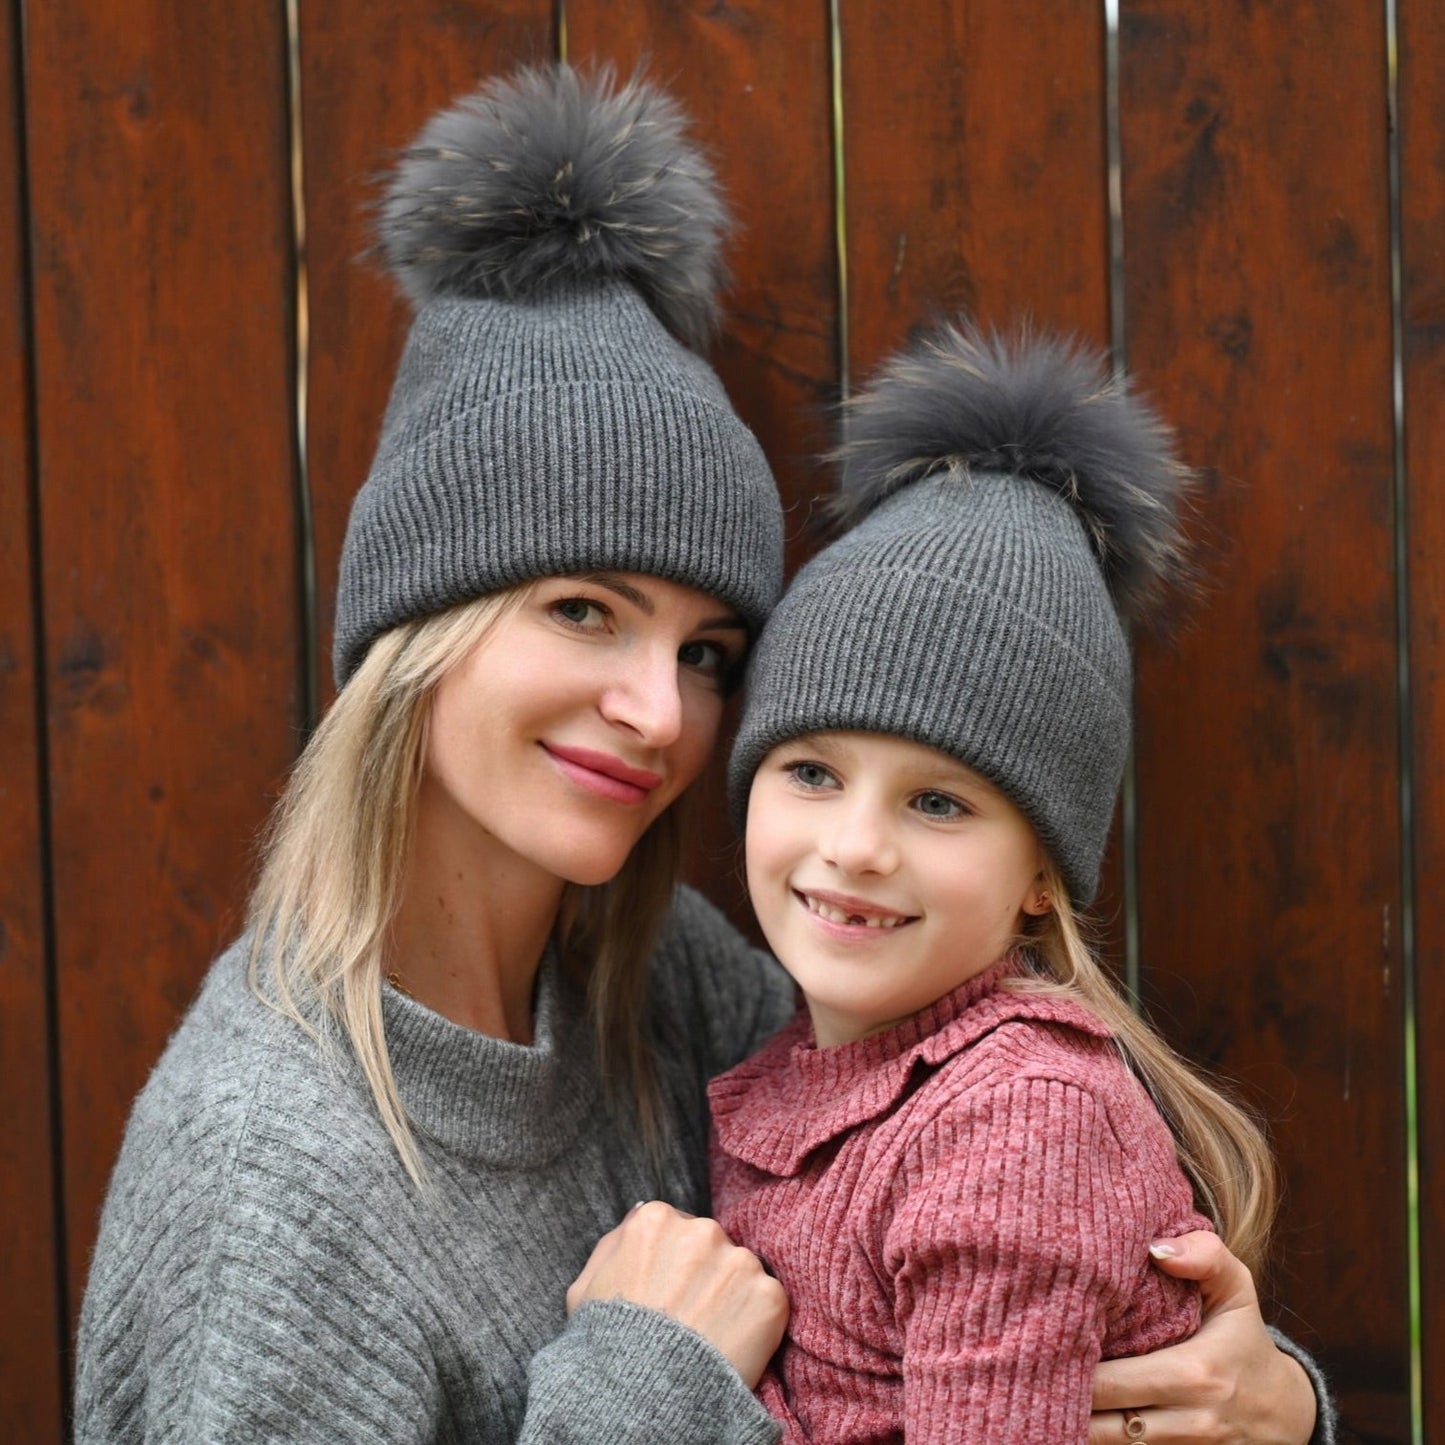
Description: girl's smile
746,731,1048,1048
793,888,917,934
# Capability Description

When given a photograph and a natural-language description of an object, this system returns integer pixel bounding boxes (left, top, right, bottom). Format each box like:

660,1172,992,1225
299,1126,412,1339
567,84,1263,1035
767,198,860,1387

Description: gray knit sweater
75,886,795,1444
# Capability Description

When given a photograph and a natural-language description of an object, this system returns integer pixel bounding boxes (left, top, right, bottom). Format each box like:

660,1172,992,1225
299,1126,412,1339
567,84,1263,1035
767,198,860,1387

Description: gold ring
1122,1409,1147,1442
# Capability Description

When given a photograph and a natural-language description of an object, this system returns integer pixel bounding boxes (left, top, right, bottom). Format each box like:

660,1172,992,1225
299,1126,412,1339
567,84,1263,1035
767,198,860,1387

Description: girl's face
746,731,1047,1048
422,572,746,888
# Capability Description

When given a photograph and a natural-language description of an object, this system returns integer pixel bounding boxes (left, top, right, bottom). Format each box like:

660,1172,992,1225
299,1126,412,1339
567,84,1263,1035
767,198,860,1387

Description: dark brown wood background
2,3,1437,1441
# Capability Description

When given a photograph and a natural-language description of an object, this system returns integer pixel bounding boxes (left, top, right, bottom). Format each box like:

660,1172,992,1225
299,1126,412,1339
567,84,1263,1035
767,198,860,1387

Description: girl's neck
389,776,565,1043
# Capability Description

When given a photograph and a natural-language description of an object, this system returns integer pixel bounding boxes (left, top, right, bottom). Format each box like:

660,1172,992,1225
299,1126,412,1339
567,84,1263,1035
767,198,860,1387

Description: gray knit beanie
332,66,784,686
729,325,1192,905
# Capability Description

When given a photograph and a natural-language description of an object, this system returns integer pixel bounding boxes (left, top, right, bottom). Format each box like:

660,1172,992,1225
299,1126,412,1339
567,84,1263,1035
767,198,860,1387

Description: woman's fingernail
1149,1241,1179,1259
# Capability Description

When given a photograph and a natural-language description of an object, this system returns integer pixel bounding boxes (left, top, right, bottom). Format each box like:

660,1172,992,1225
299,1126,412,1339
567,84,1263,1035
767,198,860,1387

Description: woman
75,66,1331,1444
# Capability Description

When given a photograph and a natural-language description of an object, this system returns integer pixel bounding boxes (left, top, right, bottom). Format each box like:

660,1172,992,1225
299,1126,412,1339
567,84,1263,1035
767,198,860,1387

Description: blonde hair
1010,861,1278,1275
247,588,680,1185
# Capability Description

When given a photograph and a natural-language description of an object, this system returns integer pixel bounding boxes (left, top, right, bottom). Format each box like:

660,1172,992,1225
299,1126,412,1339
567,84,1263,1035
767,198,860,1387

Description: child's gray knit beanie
728,325,1193,906
332,66,784,686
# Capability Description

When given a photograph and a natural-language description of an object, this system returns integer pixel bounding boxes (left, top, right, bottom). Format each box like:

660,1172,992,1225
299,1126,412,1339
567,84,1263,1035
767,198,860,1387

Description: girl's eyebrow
578,572,747,632
781,731,845,759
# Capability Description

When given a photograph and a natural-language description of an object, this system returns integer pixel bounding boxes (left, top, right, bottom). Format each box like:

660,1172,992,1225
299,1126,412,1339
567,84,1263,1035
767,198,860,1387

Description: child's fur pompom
376,65,729,350
835,323,1196,620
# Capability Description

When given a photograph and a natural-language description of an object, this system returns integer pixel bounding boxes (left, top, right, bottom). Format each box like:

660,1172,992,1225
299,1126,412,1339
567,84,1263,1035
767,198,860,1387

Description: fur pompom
835,323,1196,620
377,65,728,349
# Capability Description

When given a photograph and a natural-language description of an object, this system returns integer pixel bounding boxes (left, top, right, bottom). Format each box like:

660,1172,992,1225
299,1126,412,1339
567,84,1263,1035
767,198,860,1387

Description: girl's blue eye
914,790,965,819
786,761,837,790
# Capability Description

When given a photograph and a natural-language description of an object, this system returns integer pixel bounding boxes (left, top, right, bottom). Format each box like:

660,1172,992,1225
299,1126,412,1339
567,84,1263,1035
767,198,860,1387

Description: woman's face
422,572,747,887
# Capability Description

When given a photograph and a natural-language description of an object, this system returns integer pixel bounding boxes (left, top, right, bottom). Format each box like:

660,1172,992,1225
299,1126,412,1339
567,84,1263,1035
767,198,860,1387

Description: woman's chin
544,838,638,889
561,859,629,888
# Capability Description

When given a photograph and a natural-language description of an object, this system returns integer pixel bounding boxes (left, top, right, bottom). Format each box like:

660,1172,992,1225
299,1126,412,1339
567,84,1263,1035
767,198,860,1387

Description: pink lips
543,743,663,805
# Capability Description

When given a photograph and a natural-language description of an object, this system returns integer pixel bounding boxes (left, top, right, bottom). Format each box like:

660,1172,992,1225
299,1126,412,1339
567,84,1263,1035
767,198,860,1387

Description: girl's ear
1020,864,1052,917
1021,888,1052,918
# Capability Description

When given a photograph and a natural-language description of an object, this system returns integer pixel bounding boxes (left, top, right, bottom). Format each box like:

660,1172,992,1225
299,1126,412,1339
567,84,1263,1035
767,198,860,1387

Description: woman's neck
389,776,565,1043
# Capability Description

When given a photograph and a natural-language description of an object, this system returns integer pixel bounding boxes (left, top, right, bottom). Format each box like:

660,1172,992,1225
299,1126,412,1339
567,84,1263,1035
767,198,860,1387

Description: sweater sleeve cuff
525,1300,782,1444
1268,1327,1338,1445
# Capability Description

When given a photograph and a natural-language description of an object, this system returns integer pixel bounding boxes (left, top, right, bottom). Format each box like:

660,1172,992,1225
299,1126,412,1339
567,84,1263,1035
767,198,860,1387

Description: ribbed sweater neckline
709,955,1113,1177
379,950,598,1167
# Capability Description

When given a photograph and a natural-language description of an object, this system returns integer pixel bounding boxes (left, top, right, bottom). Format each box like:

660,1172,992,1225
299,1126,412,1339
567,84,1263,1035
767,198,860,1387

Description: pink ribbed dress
709,958,1209,1444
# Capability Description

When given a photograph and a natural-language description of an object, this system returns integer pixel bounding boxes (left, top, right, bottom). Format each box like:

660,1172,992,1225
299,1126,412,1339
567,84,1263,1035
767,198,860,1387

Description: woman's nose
821,799,898,877
599,647,685,748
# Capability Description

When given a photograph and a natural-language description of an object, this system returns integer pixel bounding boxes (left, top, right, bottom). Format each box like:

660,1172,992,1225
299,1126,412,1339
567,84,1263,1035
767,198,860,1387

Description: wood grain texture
24,0,303,1321
1120,5,1403,1437
1399,0,1445,1430
563,1,840,927
839,0,1109,374
0,3,64,1437
299,0,556,704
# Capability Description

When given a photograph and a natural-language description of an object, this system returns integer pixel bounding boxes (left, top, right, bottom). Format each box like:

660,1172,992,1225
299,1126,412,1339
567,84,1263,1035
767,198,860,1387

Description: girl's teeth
806,896,904,928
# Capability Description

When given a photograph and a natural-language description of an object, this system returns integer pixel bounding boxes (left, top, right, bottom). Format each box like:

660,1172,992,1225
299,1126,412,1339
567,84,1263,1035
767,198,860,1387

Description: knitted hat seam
773,561,1132,705
366,378,768,478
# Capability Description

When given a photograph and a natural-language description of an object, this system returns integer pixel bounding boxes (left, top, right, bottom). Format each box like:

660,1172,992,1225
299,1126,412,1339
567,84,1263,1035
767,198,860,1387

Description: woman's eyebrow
580,572,654,612
580,573,746,631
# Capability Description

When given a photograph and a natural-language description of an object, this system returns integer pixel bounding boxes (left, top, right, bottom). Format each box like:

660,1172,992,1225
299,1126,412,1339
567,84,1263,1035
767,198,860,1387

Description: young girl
712,325,1285,1443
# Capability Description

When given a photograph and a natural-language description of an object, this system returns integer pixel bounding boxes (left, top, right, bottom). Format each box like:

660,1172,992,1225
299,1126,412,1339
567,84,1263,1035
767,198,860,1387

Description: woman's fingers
1086,1406,1220,1445
1147,1232,1257,1309
1089,1235,1317,1445
567,1201,789,1387
1090,1334,1206,1413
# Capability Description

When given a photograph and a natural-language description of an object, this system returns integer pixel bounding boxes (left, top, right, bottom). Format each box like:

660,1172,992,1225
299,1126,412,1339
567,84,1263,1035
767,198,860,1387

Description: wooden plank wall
1122,6,1406,1436
2,3,1433,1440
0,0,64,1435
1401,2,1445,1440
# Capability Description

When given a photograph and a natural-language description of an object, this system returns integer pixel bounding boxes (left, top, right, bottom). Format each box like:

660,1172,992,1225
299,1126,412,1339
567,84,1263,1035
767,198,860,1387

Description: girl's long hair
246,589,680,1186
1012,861,1278,1275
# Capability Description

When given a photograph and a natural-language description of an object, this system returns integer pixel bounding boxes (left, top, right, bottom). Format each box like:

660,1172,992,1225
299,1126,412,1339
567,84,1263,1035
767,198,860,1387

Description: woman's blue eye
915,791,965,819
552,597,606,628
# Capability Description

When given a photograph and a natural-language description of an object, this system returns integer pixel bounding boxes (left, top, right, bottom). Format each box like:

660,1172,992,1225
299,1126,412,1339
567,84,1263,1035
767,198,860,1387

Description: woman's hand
1089,1232,1317,1444
567,1200,789,1388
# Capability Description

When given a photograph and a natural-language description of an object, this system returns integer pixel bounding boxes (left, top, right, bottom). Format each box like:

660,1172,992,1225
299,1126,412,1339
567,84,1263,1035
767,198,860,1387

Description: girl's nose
599,646,685,748
821,798,898,877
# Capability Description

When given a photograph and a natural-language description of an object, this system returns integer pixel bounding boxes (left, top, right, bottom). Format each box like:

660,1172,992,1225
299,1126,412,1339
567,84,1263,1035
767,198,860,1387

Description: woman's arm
1088,1233,1336,1445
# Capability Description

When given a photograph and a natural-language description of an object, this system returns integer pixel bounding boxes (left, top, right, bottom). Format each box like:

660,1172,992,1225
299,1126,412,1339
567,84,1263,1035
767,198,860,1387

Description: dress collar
708,956,1113,1177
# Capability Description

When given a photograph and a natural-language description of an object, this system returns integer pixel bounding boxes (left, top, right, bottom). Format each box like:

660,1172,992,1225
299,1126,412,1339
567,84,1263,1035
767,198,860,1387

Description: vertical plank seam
284,0,317,740
556,0,567,66
829,0,848,402
1384,1,1423,1438
11,0,72,1423
1104,0,1140,1004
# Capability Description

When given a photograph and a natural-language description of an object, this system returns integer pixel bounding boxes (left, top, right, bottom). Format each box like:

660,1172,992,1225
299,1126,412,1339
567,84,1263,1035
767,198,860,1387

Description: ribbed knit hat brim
335,285,780,683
